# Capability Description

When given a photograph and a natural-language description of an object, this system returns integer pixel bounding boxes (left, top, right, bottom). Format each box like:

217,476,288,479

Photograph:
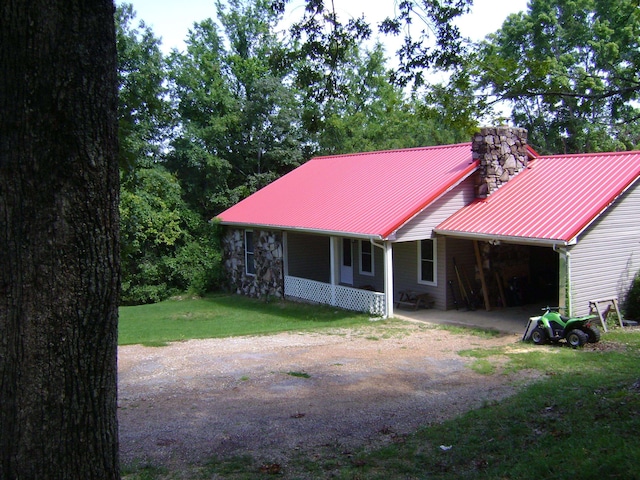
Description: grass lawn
329,329,640,480
120,297,640,479
118,293,374,346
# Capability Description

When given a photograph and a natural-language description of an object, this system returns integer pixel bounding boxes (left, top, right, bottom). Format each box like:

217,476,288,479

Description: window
418,239,436,285
359,240,374,276
245,230,255,276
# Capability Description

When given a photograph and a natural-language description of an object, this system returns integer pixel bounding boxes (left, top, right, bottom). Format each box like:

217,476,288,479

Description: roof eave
433,228,571,247
217,220,385,241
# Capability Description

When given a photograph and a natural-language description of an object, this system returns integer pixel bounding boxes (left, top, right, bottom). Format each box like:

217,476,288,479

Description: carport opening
528,246,559,306
472,242,560,310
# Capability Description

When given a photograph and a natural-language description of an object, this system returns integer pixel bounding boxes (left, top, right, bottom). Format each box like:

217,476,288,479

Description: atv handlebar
541,306,562,312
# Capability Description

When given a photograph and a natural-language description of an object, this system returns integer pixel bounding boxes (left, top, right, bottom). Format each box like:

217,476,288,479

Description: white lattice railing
284,275,386,316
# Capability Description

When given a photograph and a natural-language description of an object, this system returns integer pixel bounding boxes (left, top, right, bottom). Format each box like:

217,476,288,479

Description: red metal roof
436,151,640,245
217,143,476,239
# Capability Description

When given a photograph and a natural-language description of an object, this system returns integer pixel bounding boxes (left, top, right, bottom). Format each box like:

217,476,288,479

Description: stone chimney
473,126,529,198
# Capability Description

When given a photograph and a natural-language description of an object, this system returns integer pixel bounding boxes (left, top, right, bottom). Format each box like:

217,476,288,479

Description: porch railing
284,275,385,316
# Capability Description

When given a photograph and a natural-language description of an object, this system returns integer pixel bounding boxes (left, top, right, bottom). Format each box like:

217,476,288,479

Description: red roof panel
217,143,476,239
436,151,640,244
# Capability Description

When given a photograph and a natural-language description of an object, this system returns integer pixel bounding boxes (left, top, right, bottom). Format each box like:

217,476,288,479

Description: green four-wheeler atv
528,306,601,348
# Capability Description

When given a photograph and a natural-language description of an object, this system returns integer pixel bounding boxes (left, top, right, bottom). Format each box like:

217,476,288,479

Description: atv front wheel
583,326,601,343
530,326,548,345
566,329,588,348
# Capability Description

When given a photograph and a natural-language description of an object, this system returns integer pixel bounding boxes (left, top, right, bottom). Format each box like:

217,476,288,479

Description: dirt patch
118,324,535,470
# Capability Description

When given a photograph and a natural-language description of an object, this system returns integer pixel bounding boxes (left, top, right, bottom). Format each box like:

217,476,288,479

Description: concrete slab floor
394,304,544,335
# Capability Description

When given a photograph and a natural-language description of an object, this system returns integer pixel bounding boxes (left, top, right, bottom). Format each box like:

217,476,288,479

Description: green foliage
315,44,473,155
115,4,171,169
119,167,223,304
116,6,225,305
475,0,640,154
275,0,373,103
379,0,472,88
274,0,473,92
165,1,306,217
623,270,640,320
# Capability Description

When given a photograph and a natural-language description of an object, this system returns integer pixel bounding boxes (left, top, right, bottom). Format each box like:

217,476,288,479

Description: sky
118,0,530,54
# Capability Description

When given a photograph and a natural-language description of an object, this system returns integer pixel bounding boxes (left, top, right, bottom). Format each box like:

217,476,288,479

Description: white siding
569,180,640,316
394,176,476,242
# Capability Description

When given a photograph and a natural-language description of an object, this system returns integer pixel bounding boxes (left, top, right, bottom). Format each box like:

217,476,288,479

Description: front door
340,238,353,285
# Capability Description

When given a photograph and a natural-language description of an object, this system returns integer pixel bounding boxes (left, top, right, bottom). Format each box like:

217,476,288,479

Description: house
216,126,640,318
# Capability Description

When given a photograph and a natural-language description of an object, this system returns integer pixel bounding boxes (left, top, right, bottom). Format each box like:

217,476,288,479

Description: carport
435,151,640,317
440,237,561,315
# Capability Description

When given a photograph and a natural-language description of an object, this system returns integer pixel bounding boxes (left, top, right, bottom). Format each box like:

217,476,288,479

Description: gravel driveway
118,323,532,471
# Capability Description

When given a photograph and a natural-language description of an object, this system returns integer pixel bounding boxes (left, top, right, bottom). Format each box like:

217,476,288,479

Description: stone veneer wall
222,228,284,299
473,126,529,198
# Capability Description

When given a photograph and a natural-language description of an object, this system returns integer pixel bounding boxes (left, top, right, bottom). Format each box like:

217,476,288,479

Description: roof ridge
539,150,640,160
312,142,472,161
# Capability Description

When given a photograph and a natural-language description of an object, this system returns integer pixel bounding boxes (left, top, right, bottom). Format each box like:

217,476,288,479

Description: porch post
282,232,288,276
557,246,571,315
384,241,394,318
330,236,339,306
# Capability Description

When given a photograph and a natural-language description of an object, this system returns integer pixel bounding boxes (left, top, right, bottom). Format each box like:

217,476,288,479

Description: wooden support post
590,297,625,331
612,298,624,328
474,241,491,311
495,272,507,309
591,301,608,332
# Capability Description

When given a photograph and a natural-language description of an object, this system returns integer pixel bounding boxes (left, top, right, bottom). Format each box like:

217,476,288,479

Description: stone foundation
473,126,529,198
222,228,284,299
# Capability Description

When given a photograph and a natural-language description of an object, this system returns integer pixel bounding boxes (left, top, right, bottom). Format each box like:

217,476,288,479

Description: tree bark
0,1,120,478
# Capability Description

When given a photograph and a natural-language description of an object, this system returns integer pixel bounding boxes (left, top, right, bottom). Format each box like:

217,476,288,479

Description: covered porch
284,232,393,317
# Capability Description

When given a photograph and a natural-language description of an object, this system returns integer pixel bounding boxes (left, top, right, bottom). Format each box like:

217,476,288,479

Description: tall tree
166,18,237,216
167,0,306,216
316,43,471,154
216,0,305,198
273,0,472,92
0,0,120,477
116,3,171,169
273,0,477,147
474,0,640,153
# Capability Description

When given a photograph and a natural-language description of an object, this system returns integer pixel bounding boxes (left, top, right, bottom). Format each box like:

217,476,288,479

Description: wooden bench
395,290,434,310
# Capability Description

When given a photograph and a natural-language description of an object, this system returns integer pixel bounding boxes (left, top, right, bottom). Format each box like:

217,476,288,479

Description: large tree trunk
0,1,120,478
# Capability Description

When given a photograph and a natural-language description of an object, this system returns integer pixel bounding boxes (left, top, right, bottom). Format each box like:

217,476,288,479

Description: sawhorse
589,297,624,333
